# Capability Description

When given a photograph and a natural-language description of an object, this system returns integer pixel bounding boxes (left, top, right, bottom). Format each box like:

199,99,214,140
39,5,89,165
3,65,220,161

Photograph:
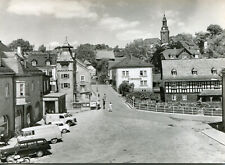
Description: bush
118,81,134,96
127,91,159,101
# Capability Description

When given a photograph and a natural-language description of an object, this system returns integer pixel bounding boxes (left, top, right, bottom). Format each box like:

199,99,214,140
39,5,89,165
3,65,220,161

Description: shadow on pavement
209,121,224,132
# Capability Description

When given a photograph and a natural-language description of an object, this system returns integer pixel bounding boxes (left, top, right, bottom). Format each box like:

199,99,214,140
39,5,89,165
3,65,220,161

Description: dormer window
45,60,51,66
211,67,217,75
31,60,37,66
171,69,177,75
191,68,197,75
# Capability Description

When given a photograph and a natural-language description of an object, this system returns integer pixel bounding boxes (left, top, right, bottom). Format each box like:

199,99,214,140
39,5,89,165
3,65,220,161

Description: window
22,130,34,136
19,83,25,96
182,95,187,101
171,69,177,75
122,70,129,77
80,75,85,82
31,81,35,91
140,70,147,77
5,83,9,97
172,95,177,101
214,81,220,89
61,74,70,79
211,68,217,75
61,83,70,89
45,60,51,66
140,80,147,86
31,60,37,66
191,68,197,75
19,143,27,149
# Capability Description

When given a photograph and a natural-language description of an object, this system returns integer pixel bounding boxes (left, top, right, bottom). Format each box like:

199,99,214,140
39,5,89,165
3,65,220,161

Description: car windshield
65,113,72,117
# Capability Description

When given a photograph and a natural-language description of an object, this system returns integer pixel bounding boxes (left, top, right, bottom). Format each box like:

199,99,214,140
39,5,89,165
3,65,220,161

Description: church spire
160,13,169,44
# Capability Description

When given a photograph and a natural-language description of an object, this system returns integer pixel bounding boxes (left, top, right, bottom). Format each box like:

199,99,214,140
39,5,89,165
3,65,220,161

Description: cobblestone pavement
33,85,225,163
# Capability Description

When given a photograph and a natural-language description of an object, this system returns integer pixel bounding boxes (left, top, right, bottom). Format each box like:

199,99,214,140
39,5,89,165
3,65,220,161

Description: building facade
56,41,92,110
109,56,153,92
2,51,49,133
162,58,225,102
0,57,15,138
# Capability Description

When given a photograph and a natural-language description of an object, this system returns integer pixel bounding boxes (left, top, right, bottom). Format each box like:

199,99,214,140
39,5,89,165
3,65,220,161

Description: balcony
16,96,30,105
79,81,89,86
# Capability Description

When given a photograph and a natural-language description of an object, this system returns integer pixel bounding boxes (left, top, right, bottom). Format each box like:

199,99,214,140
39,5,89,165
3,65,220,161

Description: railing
126,98,222,116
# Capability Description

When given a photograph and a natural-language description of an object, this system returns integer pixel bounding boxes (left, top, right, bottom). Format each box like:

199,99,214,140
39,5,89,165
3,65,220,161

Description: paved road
35,85,225,163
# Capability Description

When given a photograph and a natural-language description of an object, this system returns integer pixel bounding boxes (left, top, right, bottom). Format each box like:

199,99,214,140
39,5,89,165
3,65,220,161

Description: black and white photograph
0,0,225,163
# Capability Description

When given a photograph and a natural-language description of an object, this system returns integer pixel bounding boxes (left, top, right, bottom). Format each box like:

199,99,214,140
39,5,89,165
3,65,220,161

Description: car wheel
51,138,58,144
62,129,67,134
36,150,44,157
67,121,72,126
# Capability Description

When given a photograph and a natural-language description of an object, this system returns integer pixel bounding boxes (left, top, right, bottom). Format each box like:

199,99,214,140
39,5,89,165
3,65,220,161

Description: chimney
17,46,22,55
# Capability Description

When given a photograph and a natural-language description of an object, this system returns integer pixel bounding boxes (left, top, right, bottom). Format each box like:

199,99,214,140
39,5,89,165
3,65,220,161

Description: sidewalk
202,128,225,146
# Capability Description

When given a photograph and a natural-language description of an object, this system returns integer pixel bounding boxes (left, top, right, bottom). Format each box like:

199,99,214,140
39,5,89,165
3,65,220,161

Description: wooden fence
126,98,222,116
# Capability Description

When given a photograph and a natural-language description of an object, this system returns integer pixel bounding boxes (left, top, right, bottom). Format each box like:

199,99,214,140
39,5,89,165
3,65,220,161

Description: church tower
160,14,169,44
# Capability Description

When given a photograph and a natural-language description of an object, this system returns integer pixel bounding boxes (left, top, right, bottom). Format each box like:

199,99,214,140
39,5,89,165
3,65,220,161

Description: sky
0,0,224,49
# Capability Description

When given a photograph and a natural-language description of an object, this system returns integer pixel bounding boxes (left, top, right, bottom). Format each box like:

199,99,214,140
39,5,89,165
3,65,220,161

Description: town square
0,0,225,163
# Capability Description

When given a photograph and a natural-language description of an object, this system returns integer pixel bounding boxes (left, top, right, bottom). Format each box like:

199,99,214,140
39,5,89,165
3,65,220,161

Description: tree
8,39,34,52
96,59,109,83
38,44,46,52
151,45,165,73
194,32,209,54
76,44,96,64
118,81,134,96
207,24,223,36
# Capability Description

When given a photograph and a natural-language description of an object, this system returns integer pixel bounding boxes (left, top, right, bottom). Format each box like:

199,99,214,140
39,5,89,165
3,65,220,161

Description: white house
109,56,153,92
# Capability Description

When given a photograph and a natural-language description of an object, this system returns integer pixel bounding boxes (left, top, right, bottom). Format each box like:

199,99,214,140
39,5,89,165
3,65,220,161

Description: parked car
17,125,62,144
90,101,97,110
51,121,70,133
0,138,51,162
45,113,77,126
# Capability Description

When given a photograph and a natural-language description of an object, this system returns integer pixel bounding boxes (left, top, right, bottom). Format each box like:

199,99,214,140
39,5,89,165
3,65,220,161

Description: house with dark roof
161,48,192,60
162,58,225,102
109,56,153,92
26,51,58,92
2,50,50,133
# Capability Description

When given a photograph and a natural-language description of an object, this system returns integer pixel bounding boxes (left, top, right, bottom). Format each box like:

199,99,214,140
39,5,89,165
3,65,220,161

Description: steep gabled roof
162,48,185,59
2,51,43,75
162,58,225,81
26,51,57,66
110,56,153,69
